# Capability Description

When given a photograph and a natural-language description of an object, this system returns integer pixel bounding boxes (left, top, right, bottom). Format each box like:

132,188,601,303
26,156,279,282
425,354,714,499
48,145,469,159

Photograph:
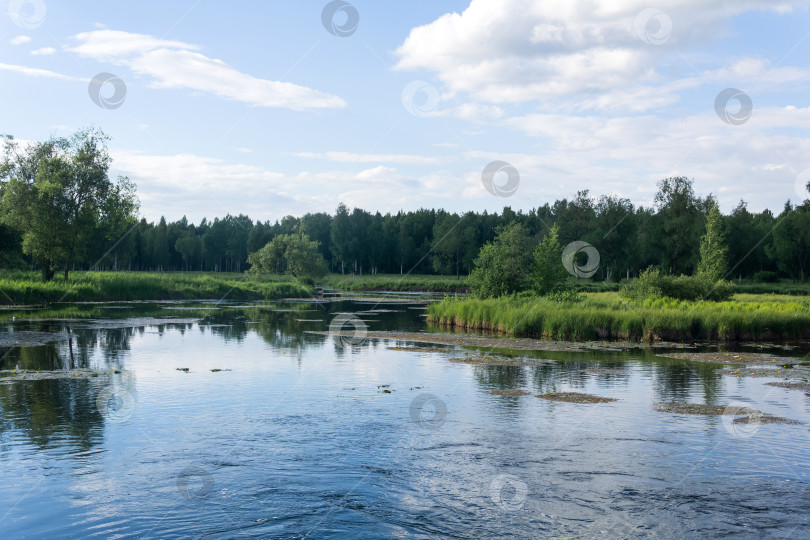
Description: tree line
2,131,809,282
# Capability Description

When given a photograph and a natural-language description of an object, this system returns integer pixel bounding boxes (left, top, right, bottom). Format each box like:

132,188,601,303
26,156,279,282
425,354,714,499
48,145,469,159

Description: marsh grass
0,271,310,304
427,292,810,341
320,273,468,292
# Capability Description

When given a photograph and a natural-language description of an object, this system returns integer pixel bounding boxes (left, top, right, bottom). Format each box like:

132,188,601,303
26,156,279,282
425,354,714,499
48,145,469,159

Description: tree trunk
42,262,55,283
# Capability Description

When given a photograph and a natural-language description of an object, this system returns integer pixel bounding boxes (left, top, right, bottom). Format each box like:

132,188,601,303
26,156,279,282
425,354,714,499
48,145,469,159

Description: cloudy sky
2,0,809,222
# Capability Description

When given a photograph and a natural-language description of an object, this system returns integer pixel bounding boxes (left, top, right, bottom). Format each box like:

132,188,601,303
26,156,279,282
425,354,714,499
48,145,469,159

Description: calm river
1,299,809,538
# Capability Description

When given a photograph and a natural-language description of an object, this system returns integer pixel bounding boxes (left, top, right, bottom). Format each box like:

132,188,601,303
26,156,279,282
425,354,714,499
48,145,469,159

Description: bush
621,267,735,302
753,271,779,283
547,289,583,303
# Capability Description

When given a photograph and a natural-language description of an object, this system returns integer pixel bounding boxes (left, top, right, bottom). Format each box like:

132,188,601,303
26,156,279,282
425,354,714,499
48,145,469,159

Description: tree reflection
0,379,104,450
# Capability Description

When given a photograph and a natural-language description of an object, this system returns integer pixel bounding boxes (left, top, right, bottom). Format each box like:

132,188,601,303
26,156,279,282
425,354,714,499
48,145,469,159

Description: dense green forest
2,131,809,282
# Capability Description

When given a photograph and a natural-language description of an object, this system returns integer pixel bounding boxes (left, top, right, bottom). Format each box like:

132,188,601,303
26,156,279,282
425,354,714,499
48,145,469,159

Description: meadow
320,273,468,292
427,292,810,342
0,271,311,305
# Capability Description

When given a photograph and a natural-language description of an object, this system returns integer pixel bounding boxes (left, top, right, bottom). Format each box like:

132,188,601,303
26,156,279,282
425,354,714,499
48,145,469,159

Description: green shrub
547,289,584,303
753,271,779,283
621,267,735,302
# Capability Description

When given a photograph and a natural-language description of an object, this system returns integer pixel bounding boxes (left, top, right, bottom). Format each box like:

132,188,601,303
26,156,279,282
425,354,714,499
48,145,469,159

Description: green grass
320,273,468,292
427,292,810,342
0,271,311,304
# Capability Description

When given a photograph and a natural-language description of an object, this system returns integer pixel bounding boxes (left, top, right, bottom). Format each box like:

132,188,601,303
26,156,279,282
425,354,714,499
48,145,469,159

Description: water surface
1,300,809,538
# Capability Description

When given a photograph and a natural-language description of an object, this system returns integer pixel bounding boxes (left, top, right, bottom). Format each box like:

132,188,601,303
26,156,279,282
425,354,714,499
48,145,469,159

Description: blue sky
2,0,810,222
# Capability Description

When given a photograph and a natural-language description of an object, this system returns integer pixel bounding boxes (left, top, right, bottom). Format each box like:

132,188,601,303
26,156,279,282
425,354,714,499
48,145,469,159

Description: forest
1,131,809,283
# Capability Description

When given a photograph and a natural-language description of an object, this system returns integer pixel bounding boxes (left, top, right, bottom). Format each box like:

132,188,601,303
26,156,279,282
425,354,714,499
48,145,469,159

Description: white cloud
0,62,82,81
10,35,30,45
110,150,468,221
295,151,446,165
430,102,505,120
66,30,346,110
394,0,809,105
30,47,56,55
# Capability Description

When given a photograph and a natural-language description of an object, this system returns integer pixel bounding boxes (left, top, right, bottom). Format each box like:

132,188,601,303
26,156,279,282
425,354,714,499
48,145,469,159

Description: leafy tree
654,177,703,274
594,195,635,281
248,230,327,279
696,203,729,281
467,222,535,298
330,203,351,274
431,212,477,279
175,233,201,270
0,128,138,281
769,202,810,281
532,223,568,294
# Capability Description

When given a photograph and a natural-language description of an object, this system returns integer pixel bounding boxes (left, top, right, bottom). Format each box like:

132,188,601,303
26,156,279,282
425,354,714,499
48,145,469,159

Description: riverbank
0,271,311,304
320,273,469,292
427,292,810,342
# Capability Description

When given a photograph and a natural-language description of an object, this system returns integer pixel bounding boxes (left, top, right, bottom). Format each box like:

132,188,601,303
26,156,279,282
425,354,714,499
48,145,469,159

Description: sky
1,0,810,223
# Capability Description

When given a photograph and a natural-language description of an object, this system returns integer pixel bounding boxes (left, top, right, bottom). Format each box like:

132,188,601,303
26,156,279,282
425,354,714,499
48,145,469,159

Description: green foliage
697,203,729,281
467,222,535,298
768,203,810,281
546,289,583,303
753,270,779,283
532,223,569,295
428,292,810,341
0,271,310,304
0,129,138,282
621,267,735,302
431,211,478,278
321,273,468,292
247,231,328,278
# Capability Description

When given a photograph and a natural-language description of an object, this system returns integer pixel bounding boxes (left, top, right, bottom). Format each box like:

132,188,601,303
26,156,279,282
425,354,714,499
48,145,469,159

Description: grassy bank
427,292,810,342
0,271,311,304
321,273,468,292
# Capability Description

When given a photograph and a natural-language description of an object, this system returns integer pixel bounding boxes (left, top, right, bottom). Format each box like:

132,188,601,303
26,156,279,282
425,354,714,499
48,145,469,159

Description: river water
1,299,809,538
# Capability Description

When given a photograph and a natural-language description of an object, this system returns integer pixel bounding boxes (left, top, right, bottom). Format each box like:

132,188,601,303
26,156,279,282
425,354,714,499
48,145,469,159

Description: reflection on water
0,300,809,538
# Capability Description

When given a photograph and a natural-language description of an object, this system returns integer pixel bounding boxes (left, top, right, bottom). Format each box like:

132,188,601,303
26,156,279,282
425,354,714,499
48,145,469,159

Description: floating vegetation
734,415,803,425
721,366,810,378
584,368,626,375
0,369,120,382
448,356,540,367
655,352,797,364
176,368,189,373
310,330,671,352
765,381,810,392
0,331,69,347
653,402,759,416
210,369,231,372
490,389,531,396
536,392,617,404
387,346,455,353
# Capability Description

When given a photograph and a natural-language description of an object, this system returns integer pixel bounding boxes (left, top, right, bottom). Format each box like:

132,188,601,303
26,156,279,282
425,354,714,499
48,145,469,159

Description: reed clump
0,271,310,304
427,292,810,342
